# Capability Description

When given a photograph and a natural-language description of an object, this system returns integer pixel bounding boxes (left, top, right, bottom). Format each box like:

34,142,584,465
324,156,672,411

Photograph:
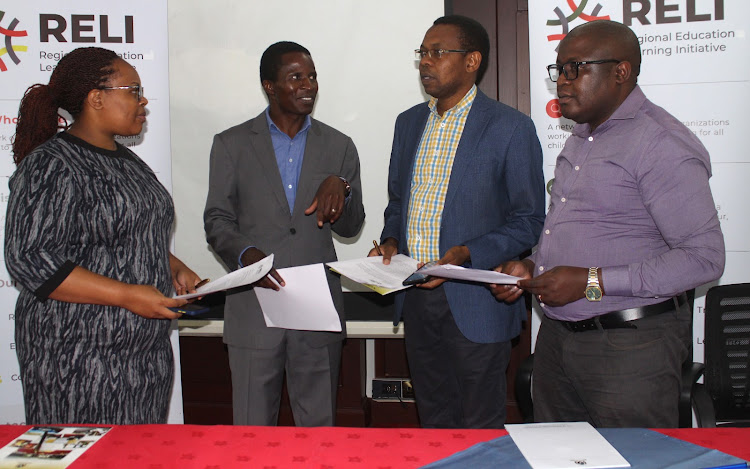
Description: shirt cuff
338,176,352,203
238,245,256,268
601,265,631,296
34,260,77,301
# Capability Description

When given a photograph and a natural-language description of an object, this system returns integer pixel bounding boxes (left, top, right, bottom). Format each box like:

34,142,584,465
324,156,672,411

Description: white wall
168,0,444,281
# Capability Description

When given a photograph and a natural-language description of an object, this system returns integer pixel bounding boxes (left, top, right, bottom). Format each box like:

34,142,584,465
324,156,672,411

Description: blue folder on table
423,428,747,469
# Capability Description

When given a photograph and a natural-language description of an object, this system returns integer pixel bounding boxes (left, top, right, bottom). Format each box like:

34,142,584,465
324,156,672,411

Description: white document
255,263,342,332
506,422,630,469
175,253,274,300
326,254,419,295
417,263,522,285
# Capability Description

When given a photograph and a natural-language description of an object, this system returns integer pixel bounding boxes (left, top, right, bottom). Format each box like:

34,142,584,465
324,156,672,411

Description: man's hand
241,247,285,291
368,238,398,264
419,245,470,289
489,259,535,303
305,175,347,228
518,265,589,307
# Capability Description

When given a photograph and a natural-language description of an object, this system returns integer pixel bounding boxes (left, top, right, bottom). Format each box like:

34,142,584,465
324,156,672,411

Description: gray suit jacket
204,112,365,349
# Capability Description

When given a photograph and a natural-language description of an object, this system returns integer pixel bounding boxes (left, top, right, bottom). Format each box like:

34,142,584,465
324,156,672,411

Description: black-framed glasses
100,84,144,101
415,48,469,60
546,59,620,82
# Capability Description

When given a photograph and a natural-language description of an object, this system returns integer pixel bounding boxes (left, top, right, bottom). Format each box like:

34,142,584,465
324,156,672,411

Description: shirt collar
427,84,477,118
572,85,646,137
264,107,312,137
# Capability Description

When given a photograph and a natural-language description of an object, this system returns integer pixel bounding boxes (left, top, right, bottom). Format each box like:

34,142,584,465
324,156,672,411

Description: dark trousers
533,304,691,428
403,286,512,429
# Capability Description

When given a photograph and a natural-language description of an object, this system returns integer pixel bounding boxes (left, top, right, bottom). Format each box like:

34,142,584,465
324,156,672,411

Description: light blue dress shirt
265,107,311,213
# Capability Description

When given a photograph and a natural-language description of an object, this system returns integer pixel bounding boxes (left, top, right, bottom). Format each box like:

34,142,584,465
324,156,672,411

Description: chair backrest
704,283,750,423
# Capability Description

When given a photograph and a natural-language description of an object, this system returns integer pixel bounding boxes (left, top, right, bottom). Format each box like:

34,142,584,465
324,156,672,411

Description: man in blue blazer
371,15,545,428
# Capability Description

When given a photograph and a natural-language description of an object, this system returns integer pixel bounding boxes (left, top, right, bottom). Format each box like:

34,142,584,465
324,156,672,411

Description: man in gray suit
204,41,365,426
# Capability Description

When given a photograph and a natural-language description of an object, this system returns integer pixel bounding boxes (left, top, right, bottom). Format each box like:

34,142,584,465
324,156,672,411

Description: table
178,319,405,338
0,425,748,468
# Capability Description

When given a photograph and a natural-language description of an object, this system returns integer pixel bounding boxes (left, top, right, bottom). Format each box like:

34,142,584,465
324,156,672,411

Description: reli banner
0,1,182,424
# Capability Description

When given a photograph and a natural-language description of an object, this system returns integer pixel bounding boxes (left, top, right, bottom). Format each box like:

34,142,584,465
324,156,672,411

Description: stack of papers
175,254,274,300
505,422,630,469
327,254,419,295
327,255,523,295
418,263,522,285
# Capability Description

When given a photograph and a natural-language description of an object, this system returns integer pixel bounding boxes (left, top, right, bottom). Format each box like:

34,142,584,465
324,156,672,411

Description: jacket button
290,228,296,234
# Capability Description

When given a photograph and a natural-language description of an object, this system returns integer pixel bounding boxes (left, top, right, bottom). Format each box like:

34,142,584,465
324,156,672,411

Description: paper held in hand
326,254,420,295
175,253,274,300
255,263,342,332
417,263,522,284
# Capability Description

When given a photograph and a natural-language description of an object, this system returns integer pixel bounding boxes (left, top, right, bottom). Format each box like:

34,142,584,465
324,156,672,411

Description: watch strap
587,267,600,287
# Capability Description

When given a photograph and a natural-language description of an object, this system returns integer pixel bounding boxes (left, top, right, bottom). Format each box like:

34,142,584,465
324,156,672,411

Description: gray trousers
227,330,342,427
533,304,691,428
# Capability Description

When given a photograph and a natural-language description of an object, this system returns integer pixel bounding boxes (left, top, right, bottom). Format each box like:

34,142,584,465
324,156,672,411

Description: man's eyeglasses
100,84,144,101
546,60,620,82
415,49,469,60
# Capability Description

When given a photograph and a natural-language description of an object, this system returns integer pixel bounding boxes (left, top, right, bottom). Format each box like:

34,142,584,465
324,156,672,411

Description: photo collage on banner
528,0,750,358
0,1,182,423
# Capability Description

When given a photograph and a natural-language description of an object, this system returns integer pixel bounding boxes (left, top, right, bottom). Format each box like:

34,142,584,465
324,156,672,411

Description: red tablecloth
0,425,747,468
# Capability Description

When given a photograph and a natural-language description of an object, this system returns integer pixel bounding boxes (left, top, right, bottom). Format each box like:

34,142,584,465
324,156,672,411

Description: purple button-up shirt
530,85,725,321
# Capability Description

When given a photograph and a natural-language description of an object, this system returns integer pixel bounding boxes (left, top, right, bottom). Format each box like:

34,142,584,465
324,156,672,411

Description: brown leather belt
553,293,688,332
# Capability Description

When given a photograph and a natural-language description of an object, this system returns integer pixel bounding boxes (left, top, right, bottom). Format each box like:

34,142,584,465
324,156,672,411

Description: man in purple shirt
491,20,724,427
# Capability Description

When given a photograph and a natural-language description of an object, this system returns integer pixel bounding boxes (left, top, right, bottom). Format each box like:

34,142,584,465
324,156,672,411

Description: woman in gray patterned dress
5,47,202,425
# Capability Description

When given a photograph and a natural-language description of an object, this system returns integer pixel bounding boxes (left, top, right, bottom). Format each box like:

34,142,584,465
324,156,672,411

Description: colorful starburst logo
546,0,611,51
0,10,28,72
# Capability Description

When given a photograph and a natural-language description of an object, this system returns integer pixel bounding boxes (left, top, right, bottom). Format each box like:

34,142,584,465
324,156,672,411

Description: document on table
505,422,630,469
326,254,420,295
417,263,522,285
0,425,112,468
255,263,342,332
174,254,274,300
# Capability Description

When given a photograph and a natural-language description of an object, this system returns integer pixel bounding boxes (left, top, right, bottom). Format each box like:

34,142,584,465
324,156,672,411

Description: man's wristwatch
338,177,352,198
585,267,603,302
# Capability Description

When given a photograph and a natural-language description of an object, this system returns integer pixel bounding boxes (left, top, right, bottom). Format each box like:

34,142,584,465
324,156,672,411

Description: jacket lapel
293,119,322,218
443,91,490,210
248,113,292,216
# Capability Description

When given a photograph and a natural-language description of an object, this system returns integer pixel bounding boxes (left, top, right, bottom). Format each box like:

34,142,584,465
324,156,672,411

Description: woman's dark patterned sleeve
4,152,80,300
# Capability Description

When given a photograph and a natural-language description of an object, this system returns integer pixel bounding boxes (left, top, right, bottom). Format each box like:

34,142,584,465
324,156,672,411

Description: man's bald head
564,20,641,79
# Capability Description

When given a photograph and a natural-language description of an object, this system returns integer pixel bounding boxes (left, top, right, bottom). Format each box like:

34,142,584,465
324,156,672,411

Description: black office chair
515,290,707,427
692,283,750,427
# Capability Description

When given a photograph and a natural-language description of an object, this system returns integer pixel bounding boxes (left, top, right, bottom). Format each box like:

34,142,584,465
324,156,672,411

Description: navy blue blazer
381,89,545,343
